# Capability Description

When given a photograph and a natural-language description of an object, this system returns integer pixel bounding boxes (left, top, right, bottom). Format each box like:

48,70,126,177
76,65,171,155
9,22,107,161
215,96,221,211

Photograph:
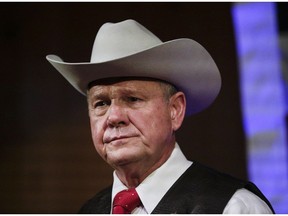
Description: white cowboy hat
46,19,221,116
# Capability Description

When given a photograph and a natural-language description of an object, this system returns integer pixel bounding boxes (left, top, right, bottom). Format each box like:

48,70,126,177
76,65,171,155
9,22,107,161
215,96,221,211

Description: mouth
103,135,135,145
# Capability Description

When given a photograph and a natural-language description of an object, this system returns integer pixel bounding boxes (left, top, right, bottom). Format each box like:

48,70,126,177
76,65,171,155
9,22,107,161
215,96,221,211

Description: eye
127,97,141,102
94,100,110,108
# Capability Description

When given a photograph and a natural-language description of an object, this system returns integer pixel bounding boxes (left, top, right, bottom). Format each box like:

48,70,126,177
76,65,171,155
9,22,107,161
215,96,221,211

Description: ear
169,92,186,131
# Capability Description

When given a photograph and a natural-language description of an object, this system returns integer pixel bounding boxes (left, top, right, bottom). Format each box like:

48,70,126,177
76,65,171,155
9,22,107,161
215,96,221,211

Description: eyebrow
88,87,143,101
87,88,106,102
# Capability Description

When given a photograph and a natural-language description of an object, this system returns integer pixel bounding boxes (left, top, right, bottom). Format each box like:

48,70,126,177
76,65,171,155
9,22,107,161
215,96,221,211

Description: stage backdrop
0,3,246,213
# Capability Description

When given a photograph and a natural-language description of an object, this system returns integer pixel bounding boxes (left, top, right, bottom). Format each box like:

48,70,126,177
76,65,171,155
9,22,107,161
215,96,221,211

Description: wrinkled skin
87,79,186,187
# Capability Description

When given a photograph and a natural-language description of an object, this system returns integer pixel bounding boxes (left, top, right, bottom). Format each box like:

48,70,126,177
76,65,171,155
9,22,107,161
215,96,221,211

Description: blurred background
0,2,287,213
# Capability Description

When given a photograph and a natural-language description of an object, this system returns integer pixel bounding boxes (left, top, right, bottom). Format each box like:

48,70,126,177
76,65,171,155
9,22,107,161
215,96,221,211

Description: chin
107,151,142,168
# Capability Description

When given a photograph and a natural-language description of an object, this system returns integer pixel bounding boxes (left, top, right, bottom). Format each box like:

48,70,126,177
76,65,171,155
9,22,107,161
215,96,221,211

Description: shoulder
184,162,248,189
223,188,273,214
153,162,248,213
78,186,112,214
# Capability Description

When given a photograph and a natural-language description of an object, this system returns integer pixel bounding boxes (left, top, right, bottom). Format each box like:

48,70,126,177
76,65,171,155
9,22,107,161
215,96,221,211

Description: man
46,19,274,214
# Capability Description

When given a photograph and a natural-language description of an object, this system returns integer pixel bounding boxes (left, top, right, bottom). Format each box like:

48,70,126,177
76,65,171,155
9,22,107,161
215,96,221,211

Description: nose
106,102,129,128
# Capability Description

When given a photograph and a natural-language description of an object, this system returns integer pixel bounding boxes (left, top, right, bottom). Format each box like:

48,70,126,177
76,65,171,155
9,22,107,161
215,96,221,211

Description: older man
47,19,274,214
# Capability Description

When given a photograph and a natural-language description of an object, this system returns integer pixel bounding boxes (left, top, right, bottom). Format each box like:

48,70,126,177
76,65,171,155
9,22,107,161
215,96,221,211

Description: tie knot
112,188,141,214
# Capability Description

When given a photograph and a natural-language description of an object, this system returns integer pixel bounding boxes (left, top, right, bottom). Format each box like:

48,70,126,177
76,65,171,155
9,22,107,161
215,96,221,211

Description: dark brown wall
0,3,246,213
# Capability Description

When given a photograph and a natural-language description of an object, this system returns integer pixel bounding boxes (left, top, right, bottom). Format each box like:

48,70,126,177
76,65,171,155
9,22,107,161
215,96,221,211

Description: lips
103,127,139,144
104,135,130,144
103,133,139,144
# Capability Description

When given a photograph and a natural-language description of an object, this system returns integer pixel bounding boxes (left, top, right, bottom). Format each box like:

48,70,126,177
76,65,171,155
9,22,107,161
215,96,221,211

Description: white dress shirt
111,144,272,214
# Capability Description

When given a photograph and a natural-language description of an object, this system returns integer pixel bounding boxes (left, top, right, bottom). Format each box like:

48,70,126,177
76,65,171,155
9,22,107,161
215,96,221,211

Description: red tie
112,188,141,214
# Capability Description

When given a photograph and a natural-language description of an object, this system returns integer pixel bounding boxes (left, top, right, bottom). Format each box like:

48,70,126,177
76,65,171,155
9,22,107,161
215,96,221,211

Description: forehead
88,77,164,88
87,78,163,97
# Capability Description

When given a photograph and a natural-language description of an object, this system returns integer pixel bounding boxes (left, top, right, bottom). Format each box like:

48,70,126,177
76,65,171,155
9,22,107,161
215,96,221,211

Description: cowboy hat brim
46,38,221,116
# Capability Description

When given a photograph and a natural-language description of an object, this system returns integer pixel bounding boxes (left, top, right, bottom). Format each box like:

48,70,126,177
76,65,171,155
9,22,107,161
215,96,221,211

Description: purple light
232,2,288,213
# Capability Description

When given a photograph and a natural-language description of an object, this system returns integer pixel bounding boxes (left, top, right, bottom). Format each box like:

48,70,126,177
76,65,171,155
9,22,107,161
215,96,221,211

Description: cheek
151,104,171,126
131,107,172,141
90,117,105,151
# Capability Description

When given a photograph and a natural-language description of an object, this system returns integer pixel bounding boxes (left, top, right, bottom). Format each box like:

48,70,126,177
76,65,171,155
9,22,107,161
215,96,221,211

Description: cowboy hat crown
91,19,162,63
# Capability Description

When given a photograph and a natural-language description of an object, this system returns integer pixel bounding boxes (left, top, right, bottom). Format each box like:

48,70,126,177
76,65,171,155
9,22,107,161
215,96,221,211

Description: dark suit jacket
79,162,274,214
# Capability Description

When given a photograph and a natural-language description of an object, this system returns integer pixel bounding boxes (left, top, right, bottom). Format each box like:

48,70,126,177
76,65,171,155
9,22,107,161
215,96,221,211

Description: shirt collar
111,143,192,213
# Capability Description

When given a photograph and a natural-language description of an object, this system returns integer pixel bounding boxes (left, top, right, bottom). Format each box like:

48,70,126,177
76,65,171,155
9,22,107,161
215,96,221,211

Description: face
87,79,185,174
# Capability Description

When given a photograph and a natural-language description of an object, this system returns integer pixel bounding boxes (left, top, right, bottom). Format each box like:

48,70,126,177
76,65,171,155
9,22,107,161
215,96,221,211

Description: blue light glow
232,2,288,213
